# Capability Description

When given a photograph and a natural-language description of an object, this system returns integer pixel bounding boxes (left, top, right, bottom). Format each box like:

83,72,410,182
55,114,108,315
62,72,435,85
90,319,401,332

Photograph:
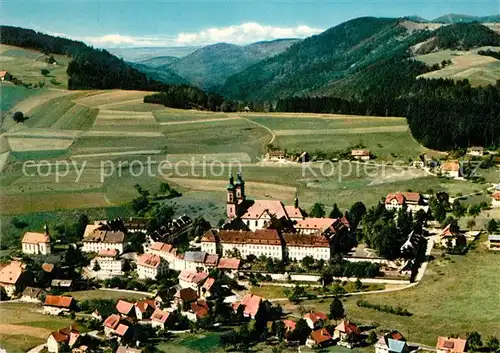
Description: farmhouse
488,234,500,251
178,269,209,292
440,224,464,248
136,253,167,280
283,233,331,261
491,191,500,208
134,299,157,320
266,150,286,161
385,192,427,212
466,146,484,156
103,314,122,336
304,312,328,330
217,257,241,275
82,223,126,254
22,228,51,255
44,295,74,315
351,149,370,160
174,287,199,310
233,293,263,319
440,160,461,178
0,70,11,81
89,248,123,278
0,260,30,297
375,332,408,353
183,300,210,322
294,217,344,236
225,172,304,229
116,300,135,317
47,325,80,353
436,337,467,353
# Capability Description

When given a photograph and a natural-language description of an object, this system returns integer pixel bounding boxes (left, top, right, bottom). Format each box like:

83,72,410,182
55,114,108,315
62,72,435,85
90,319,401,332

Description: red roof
242,200,288,219
202,277,215,292
175,288,198,302
217,229,282,246
304,312,328,323
104,314,121,329
137,253,162,269
283,233,330,248
282,319,296,331
385,192,421,205
151,308,170,324
178,270,208,285
44,295,73,308
50,331,69,343
116,300,134,315
97,248,118,257
191,300,209,318
217,257,241,270
114,324,129,336
238,293,262,318
335,320,360,335
440,224,459,238
22,231,50,244
0,261,24,285
436,337,467,353
0,71,8,77
42,263,54,273
492,191,500,201
351,149,370,156
150,242,174,253
441,160,460,172
204,254,219,266
135,299,156,313
285,205,303,219
311,328,332,344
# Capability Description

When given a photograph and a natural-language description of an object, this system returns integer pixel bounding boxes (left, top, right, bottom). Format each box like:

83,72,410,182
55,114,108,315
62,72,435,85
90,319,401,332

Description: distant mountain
128,61,188,85
138,56,180,68
432,14,500,23
405,15,428,23
219,18,500,101
107,46,201,62
167,38,300,89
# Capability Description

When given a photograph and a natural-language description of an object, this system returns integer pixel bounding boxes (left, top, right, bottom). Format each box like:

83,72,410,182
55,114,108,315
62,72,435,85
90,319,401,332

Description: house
266,150,286,161
114,323,130,340
116,346,142,353
22,228,51,255
467,146,484,156
304,312,328,329
351,149,370,160
51,279,73,290
307,328,333,348
491,191,500,208
440,160,461,178
203,254,219,269
385,192,427,212
282,319,296,335
42,263,55,274
283,233,331,261
103,314,122,336
82,223,126,254
488,234,500,251
183,300,210,322
116,300,135,317
0,260,30,297
174,287,199,310
439,224,464,248
217,257,241,278
151,308,170,330
294,217,344,236
436,337,467,353
91,309,103,321
201,277,216,298
0,71,11,81
178,269,209,292
233,293,263,319
89,248,123,278
44,295,74,315
136,253,167,280
47,325,79,353
134,299,156,320
183,251,208,270
243,106,251,112
21,286,46,303
333,320,360,347
146,242,176,261
375,332,407,353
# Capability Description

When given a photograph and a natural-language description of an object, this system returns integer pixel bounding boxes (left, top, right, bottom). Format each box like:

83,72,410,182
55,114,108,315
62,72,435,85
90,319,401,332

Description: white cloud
50,22,323,48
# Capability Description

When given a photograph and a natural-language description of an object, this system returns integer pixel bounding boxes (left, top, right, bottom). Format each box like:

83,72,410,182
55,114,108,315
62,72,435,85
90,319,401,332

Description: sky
1,0,499,48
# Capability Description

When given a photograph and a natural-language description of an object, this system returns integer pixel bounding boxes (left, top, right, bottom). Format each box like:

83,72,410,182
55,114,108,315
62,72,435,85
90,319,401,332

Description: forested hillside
128,61,189,85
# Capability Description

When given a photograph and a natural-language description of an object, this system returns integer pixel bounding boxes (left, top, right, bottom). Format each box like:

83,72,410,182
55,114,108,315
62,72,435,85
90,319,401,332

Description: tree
13,111,28,123
452,199,467,218
272,320,286,342
486,336,499,352
467,331,483,351
159,182,171,194
329,297,345,322
487,219,498,233
92,261,101,272
289,318,311,345
301,256,315,270
367,331,378,344
329,203,343,218
430,196,447,223
468,204,481,217
467,219,476,229
349,201,367,229
310,203,326,218
41,68,50,76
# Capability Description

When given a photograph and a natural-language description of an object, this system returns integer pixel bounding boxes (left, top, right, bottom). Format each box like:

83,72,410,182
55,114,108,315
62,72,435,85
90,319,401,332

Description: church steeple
235,170,245,201
226,173,237,218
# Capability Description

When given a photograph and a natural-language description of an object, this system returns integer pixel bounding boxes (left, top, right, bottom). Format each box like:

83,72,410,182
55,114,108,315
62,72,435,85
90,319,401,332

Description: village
1,171,499,353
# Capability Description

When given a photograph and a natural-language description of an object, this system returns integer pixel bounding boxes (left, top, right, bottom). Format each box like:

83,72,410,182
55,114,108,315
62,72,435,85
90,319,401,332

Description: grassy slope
296,237,500,346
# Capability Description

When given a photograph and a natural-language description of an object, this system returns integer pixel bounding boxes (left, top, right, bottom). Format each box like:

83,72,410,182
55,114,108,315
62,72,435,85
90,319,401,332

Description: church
225,172,305,231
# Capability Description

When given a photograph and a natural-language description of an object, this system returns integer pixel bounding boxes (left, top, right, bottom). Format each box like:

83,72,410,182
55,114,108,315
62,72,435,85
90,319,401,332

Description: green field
68,289,151,301
0,84,38,115
294,236,500,346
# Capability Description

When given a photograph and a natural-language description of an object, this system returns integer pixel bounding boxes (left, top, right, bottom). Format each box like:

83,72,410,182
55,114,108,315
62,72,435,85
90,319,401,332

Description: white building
385,192,428,213
351,149,370,160
43,295,74,315
47,325,79,353
82,223,125,254
201,229,283,260
440,160,461,179
488,234,500,251
178,269,209,292
151,308,170,330
284,233,331,261
22,229,51,255
89,248,123,278
294,218,342,235
467,146,484,156
136,253,168,280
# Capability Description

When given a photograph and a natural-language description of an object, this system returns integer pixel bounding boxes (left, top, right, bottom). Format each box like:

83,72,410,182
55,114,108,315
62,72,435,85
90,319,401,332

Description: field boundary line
158,117,238,125
238,115,275,144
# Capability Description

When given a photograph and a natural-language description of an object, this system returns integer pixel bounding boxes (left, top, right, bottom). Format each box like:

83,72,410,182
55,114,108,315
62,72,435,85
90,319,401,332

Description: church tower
226,173,237,218
235,171,246,201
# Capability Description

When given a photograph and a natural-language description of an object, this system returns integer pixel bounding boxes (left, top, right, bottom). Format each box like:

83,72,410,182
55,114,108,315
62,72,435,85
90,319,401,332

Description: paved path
239,116,276,144
98,287,154,296
26,344,46,353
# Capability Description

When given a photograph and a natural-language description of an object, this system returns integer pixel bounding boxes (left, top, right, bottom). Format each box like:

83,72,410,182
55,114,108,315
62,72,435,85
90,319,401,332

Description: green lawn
157,333,226,353
67,289,151,301
294,236,500,346
0,84,38,114
153,109,229,122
